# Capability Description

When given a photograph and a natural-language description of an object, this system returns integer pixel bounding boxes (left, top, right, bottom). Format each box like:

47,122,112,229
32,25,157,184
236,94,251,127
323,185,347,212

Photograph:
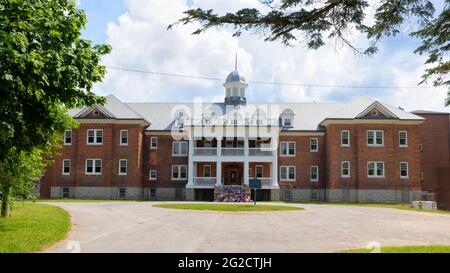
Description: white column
216,138,222,187
244,137,249,156
271,135,279,188
187,134,194,188
244,160,249,186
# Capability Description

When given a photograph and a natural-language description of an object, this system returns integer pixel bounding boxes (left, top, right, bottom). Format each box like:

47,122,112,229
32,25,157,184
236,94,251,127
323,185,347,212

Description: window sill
340,145,350,147
367,176,385,179
120,144,129,146
172,154,188,157
280,154,296,157
85,173,102,176
367,145,384,147
341,176,351,178
172,179,187,181
118,173,127,176
87,143,103,146
280,179,296,182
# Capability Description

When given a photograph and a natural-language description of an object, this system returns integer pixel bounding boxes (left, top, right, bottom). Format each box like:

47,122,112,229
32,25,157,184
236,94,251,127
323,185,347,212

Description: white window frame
64,130,72,145
280,166,296,181
172,165,188,180
310,166,319,182
172,141,188,157
280,141,296,156
400,162,409,179
85,159,102,175
203,165,212,178
367,161,385,178
310,138,319,152
87,129,103,145
255,165,264,178
282,117,293,127
118,159,127,175
367,130,384,147
120,130,128,146
149,170,157,181
62,159,71,175
341,130,350,147
341,161,351,178
399,131,408,148
150,137,158,149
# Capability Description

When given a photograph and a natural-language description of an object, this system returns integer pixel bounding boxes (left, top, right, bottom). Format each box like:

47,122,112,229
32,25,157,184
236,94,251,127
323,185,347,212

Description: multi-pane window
280,141,295,156
172,141,188,156
400,162,409,178
341,161,350,178
62,159,71,175
87,129,103,144
118,188,126,199
310,138,318,152
367,161,385,178
256,165,263,178
310,166,319,182
64,130,72,145
341,130,350,146
399,131,408,147
150,137,158,149
120,130,128,145
172,165,187,180
119,159,127,175
86,159,102,175
280,166,296,181
149,170,157,181
282,118,292,127
367,130,384,146
204,165,211,177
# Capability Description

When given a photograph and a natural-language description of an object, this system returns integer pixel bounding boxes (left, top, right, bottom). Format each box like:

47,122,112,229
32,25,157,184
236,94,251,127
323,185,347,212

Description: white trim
367,130,384,147
85,159,102,175
280,141,296,156
310,138,319,152
356,101,398,119
341,161,351,178
149,170,157,181
118,159,127,175
399,131,408,148
341,130,350,147
172,165,188,180
150,137,158,149
400,162,409,179
172,141,188,157
310,166,319,182
321,119,424,126
64,130,72,146
281,117,293,127
87,129,103,145
367,161,385,178
280,166,296,181
120,129,128,146
62,159,71,175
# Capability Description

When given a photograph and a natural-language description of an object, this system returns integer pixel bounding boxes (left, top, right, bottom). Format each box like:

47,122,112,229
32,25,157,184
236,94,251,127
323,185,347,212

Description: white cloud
95,0,449,112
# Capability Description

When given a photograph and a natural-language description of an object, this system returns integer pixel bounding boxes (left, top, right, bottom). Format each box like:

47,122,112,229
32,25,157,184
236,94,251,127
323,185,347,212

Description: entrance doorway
223,163,243,185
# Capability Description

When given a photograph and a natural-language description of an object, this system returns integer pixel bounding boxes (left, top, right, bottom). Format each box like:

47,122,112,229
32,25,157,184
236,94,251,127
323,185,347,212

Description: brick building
40,68,450,205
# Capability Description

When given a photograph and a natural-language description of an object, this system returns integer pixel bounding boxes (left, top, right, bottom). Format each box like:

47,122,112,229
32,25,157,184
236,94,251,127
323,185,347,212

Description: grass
153,203,304,211
0,203,70,253
282,201,450,215
37,199,144,203
343,245,450,253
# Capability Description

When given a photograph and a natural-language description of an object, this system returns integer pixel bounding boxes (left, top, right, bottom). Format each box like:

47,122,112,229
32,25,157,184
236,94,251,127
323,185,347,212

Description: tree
0,0,111,160
170,0,450,105
0,0,110,216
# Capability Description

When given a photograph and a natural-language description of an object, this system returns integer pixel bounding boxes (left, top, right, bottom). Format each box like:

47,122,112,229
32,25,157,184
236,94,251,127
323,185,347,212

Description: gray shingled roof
70,95,426,131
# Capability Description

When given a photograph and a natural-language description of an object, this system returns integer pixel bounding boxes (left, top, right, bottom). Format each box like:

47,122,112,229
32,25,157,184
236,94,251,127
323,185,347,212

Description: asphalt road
44,202,450,253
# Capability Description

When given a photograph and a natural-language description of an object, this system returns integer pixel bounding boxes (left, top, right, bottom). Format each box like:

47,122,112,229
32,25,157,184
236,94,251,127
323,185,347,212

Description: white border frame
64,130,72,146
399,131,408,148
280,166,296,181
120,129,128,146
367,161,385,178
87,129,103,145
150,137,158,149
280,141,296,157
118,159,127,175
310,166,319,182
400,162,409,179
149,170,157,181
367,130,384,147
310,138,319,152
341,161,351,178
341,130,350,147
85,159,102,175
62,159,71,175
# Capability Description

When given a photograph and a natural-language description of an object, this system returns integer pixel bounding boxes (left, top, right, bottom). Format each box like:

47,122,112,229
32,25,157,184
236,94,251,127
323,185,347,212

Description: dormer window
281,109,295,128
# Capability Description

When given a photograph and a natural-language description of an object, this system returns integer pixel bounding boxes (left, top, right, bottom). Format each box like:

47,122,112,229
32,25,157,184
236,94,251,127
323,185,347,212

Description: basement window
118,188,126,199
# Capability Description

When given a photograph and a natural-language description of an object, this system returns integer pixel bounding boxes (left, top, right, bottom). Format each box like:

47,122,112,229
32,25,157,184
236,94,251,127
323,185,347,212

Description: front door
225,167,242,185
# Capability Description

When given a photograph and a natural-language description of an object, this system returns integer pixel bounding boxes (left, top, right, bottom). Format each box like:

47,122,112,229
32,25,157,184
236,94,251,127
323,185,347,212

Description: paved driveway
44,202,450,253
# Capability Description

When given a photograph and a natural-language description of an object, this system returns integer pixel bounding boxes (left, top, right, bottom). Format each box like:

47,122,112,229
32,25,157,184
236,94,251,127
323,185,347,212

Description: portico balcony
221,147,245,156
193,147,217,156
193,177,216,188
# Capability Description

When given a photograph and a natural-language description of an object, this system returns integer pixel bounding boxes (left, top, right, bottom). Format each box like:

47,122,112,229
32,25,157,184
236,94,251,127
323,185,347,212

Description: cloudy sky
78,0,448,112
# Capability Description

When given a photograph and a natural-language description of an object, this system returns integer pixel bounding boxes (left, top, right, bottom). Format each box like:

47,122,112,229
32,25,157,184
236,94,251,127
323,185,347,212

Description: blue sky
77,0,448,112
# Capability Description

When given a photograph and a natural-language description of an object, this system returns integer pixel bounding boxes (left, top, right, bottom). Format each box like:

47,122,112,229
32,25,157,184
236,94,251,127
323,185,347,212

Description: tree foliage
170,0,450,105
0,0,111,160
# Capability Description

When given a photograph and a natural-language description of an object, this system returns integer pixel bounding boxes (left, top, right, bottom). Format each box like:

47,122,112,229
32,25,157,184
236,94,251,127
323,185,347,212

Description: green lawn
283,201,450,215
153,203,303,211
37,198,144,203
0,203,70,253
344,245,450,253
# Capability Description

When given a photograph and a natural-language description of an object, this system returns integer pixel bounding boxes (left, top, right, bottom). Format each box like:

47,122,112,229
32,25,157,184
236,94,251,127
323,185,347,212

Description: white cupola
224,53,248,106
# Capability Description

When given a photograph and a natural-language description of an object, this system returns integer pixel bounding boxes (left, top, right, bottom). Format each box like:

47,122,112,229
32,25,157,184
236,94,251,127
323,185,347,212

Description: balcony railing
250,177,272,187
193,147,217,156
222,148,245,156
193,177,216,188
248,147,273,156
